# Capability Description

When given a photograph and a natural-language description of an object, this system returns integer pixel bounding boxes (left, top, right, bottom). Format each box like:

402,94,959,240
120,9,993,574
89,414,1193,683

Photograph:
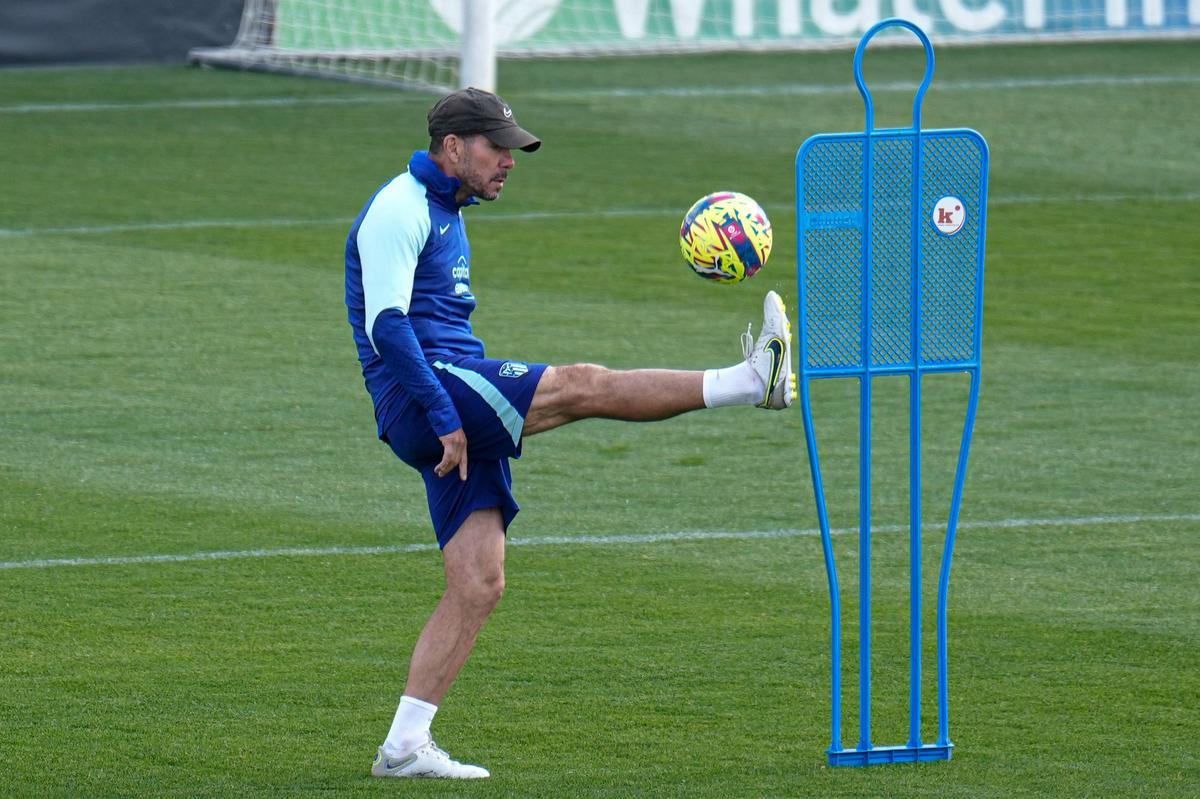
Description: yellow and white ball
679,191,772,284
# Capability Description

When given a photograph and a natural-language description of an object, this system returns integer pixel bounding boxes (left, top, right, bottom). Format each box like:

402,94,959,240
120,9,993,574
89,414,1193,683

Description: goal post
191,1,1200,94
460,3,497,92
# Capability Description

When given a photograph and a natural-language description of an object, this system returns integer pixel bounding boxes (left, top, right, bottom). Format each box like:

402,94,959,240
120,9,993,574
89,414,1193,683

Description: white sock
702,361,763,408
383,695,438,756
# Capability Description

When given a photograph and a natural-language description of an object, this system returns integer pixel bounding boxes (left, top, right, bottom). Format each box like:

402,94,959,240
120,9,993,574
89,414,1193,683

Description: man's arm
371,310,461,436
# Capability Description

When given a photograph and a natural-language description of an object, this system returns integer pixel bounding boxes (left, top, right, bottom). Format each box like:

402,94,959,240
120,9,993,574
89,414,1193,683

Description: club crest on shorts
499,361,529,378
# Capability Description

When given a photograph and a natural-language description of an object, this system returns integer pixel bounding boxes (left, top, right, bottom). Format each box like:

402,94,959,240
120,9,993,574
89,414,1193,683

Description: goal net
190,0,463,92
191,0,1200,93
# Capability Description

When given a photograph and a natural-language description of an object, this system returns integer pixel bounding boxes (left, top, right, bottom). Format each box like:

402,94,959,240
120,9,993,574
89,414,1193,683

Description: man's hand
435,427,468,481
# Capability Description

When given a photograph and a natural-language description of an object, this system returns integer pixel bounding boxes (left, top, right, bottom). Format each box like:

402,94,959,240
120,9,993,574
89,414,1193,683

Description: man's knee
525,363,616,436
448,566,505,613
442,508,506,613
548,363,610,416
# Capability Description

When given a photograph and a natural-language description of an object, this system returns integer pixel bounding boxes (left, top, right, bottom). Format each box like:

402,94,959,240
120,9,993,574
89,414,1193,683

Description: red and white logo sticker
932,196,965,236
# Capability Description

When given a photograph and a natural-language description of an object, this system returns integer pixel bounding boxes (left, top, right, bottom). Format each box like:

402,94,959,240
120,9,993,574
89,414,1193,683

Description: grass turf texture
1,40,1197,797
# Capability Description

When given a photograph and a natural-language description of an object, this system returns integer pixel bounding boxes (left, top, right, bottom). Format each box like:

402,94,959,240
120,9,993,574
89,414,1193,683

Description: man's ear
444,134,464,163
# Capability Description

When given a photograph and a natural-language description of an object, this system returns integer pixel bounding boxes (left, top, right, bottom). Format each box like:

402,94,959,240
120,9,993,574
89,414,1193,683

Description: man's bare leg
405,508,505,702
524,291,794,436
381,508,505,760
524,365,705,435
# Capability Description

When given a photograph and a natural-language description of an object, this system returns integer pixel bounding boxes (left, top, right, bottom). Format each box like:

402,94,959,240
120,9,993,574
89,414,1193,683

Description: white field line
1,74,1197,114
2,191,1199,240
0,95,391,114
0,209,659,238
1,512,1196,571
535,73,1200,99
0,217,342,237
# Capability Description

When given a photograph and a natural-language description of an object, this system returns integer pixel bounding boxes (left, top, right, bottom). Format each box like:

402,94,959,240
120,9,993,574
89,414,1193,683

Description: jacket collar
409,150,479,210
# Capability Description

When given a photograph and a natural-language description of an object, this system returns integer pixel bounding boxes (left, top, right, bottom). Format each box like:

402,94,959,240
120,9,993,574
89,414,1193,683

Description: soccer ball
679,191,772,284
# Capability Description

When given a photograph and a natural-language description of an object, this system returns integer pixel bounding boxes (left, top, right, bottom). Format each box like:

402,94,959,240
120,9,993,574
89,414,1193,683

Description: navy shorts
383,355,547,548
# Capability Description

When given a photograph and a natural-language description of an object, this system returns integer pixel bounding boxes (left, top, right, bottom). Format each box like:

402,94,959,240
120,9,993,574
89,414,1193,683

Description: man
344,87,795,779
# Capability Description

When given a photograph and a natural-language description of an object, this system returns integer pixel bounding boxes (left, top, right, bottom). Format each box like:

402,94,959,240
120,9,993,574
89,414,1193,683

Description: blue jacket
345,151,485,439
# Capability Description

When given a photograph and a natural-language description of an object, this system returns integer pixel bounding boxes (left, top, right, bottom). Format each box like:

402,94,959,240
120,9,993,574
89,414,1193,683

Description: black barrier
0,0,243,65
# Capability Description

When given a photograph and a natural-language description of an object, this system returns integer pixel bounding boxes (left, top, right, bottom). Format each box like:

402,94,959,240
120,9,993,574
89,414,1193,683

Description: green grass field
2,39,1198,798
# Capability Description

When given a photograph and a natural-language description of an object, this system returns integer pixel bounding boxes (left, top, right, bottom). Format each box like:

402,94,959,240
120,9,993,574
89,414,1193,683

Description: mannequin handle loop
853,18,935,132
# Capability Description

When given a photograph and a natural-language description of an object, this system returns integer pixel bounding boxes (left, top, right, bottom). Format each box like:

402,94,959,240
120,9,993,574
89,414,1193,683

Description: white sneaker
371,741,490,779
742,290,796,410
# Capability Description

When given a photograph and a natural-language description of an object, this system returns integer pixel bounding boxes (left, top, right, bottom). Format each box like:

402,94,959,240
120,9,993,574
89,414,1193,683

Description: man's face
456,135,515,201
